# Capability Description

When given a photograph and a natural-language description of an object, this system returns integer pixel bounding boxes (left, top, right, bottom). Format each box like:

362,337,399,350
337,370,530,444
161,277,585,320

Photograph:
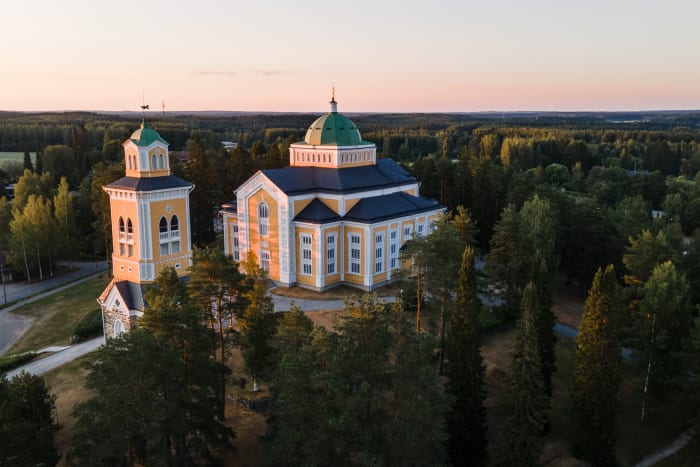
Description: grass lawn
6,276,110,355
42,353,97,465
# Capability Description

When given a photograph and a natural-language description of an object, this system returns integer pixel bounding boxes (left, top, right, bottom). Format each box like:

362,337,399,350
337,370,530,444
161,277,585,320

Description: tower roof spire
329,87,337,113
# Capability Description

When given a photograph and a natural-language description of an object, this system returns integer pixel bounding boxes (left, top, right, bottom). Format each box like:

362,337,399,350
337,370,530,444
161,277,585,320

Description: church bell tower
98,120,194,337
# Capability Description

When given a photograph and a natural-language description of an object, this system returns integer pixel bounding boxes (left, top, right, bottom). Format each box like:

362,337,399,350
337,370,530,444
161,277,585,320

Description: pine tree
70,285,232,465
496,282,547,467
445,245,488,466
35,149,43,175
638,261,692,415
264,295,447,466
238,254,277,392
23,149,33,172
487,204,528,315
532,252,557,399
571,265,621,466
0,372,59,466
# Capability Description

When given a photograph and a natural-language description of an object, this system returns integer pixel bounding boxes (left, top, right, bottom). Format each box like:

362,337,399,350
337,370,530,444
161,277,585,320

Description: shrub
72,308,103,341
0,352,37,372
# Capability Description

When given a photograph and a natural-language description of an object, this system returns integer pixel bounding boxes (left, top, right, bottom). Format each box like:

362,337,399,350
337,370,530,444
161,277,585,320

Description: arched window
159,217,168,239
158,154,164,169
258,202,269,237
113,319,125,337
170,215,179,235
118,217,125,247
151,154,157,169
132,155,137,170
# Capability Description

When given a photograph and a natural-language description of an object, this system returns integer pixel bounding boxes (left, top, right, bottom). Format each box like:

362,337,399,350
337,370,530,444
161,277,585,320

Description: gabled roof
99,279,146,311
344,191,443,223
220,201,237,215
294,199,341,224
261,158,415,195
114,280,147,311
106,175,192,192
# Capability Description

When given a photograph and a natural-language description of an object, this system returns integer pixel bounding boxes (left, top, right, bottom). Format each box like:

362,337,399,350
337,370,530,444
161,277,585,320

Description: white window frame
349,233,361,275
231,223,240,261
260,250,270,272
375,232,384,274
417,222,425,236
300,233,312,276
389,229,399,270
326,233,337,275
404,224,413,241
258,202,269,237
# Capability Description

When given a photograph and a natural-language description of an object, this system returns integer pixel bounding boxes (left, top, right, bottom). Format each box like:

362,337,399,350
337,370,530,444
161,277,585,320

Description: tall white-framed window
389,229,399,270
118,217,127,254
260,250,270,272
170,215,180,238
231,224,240,261
159,215,181,257
349,234,361,274
326,233,337,275
417,221,425,237
403,224,413,241
258,202,269,237
300,234,312,275
375,232,384,274
430,220,437,233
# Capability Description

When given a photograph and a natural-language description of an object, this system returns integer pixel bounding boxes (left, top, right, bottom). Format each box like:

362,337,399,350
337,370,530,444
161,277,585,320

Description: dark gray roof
106,175,192,191
220,201,237,214
294,199,342,224
114,280,146,311
344,192,443,223
261,159,415,195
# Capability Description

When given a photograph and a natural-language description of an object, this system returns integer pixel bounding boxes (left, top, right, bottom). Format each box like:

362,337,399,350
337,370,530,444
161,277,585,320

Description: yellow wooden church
221,96,445,291
98,121,194,337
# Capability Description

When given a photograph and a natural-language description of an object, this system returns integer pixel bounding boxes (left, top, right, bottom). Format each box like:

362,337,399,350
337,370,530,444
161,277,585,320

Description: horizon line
2,108,700,115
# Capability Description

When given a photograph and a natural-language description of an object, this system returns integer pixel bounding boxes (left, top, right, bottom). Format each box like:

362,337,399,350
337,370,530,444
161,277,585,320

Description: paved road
6,337,104,378
0,261,108,356
1,260,107,307
634,428,695,467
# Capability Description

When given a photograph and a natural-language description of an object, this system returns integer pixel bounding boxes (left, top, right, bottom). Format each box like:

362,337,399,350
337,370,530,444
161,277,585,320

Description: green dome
130,120,168,147
304,100,362,146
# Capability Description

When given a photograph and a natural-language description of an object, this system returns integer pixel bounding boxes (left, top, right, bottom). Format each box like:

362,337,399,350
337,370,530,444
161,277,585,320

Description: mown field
0,151,35,163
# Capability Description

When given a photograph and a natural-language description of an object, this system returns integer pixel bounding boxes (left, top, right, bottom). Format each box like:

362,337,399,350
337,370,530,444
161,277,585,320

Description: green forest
2,110,700,465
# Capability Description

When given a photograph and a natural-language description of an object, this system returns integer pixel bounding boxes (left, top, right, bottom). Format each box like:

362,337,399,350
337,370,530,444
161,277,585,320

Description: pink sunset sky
2,0,699,113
